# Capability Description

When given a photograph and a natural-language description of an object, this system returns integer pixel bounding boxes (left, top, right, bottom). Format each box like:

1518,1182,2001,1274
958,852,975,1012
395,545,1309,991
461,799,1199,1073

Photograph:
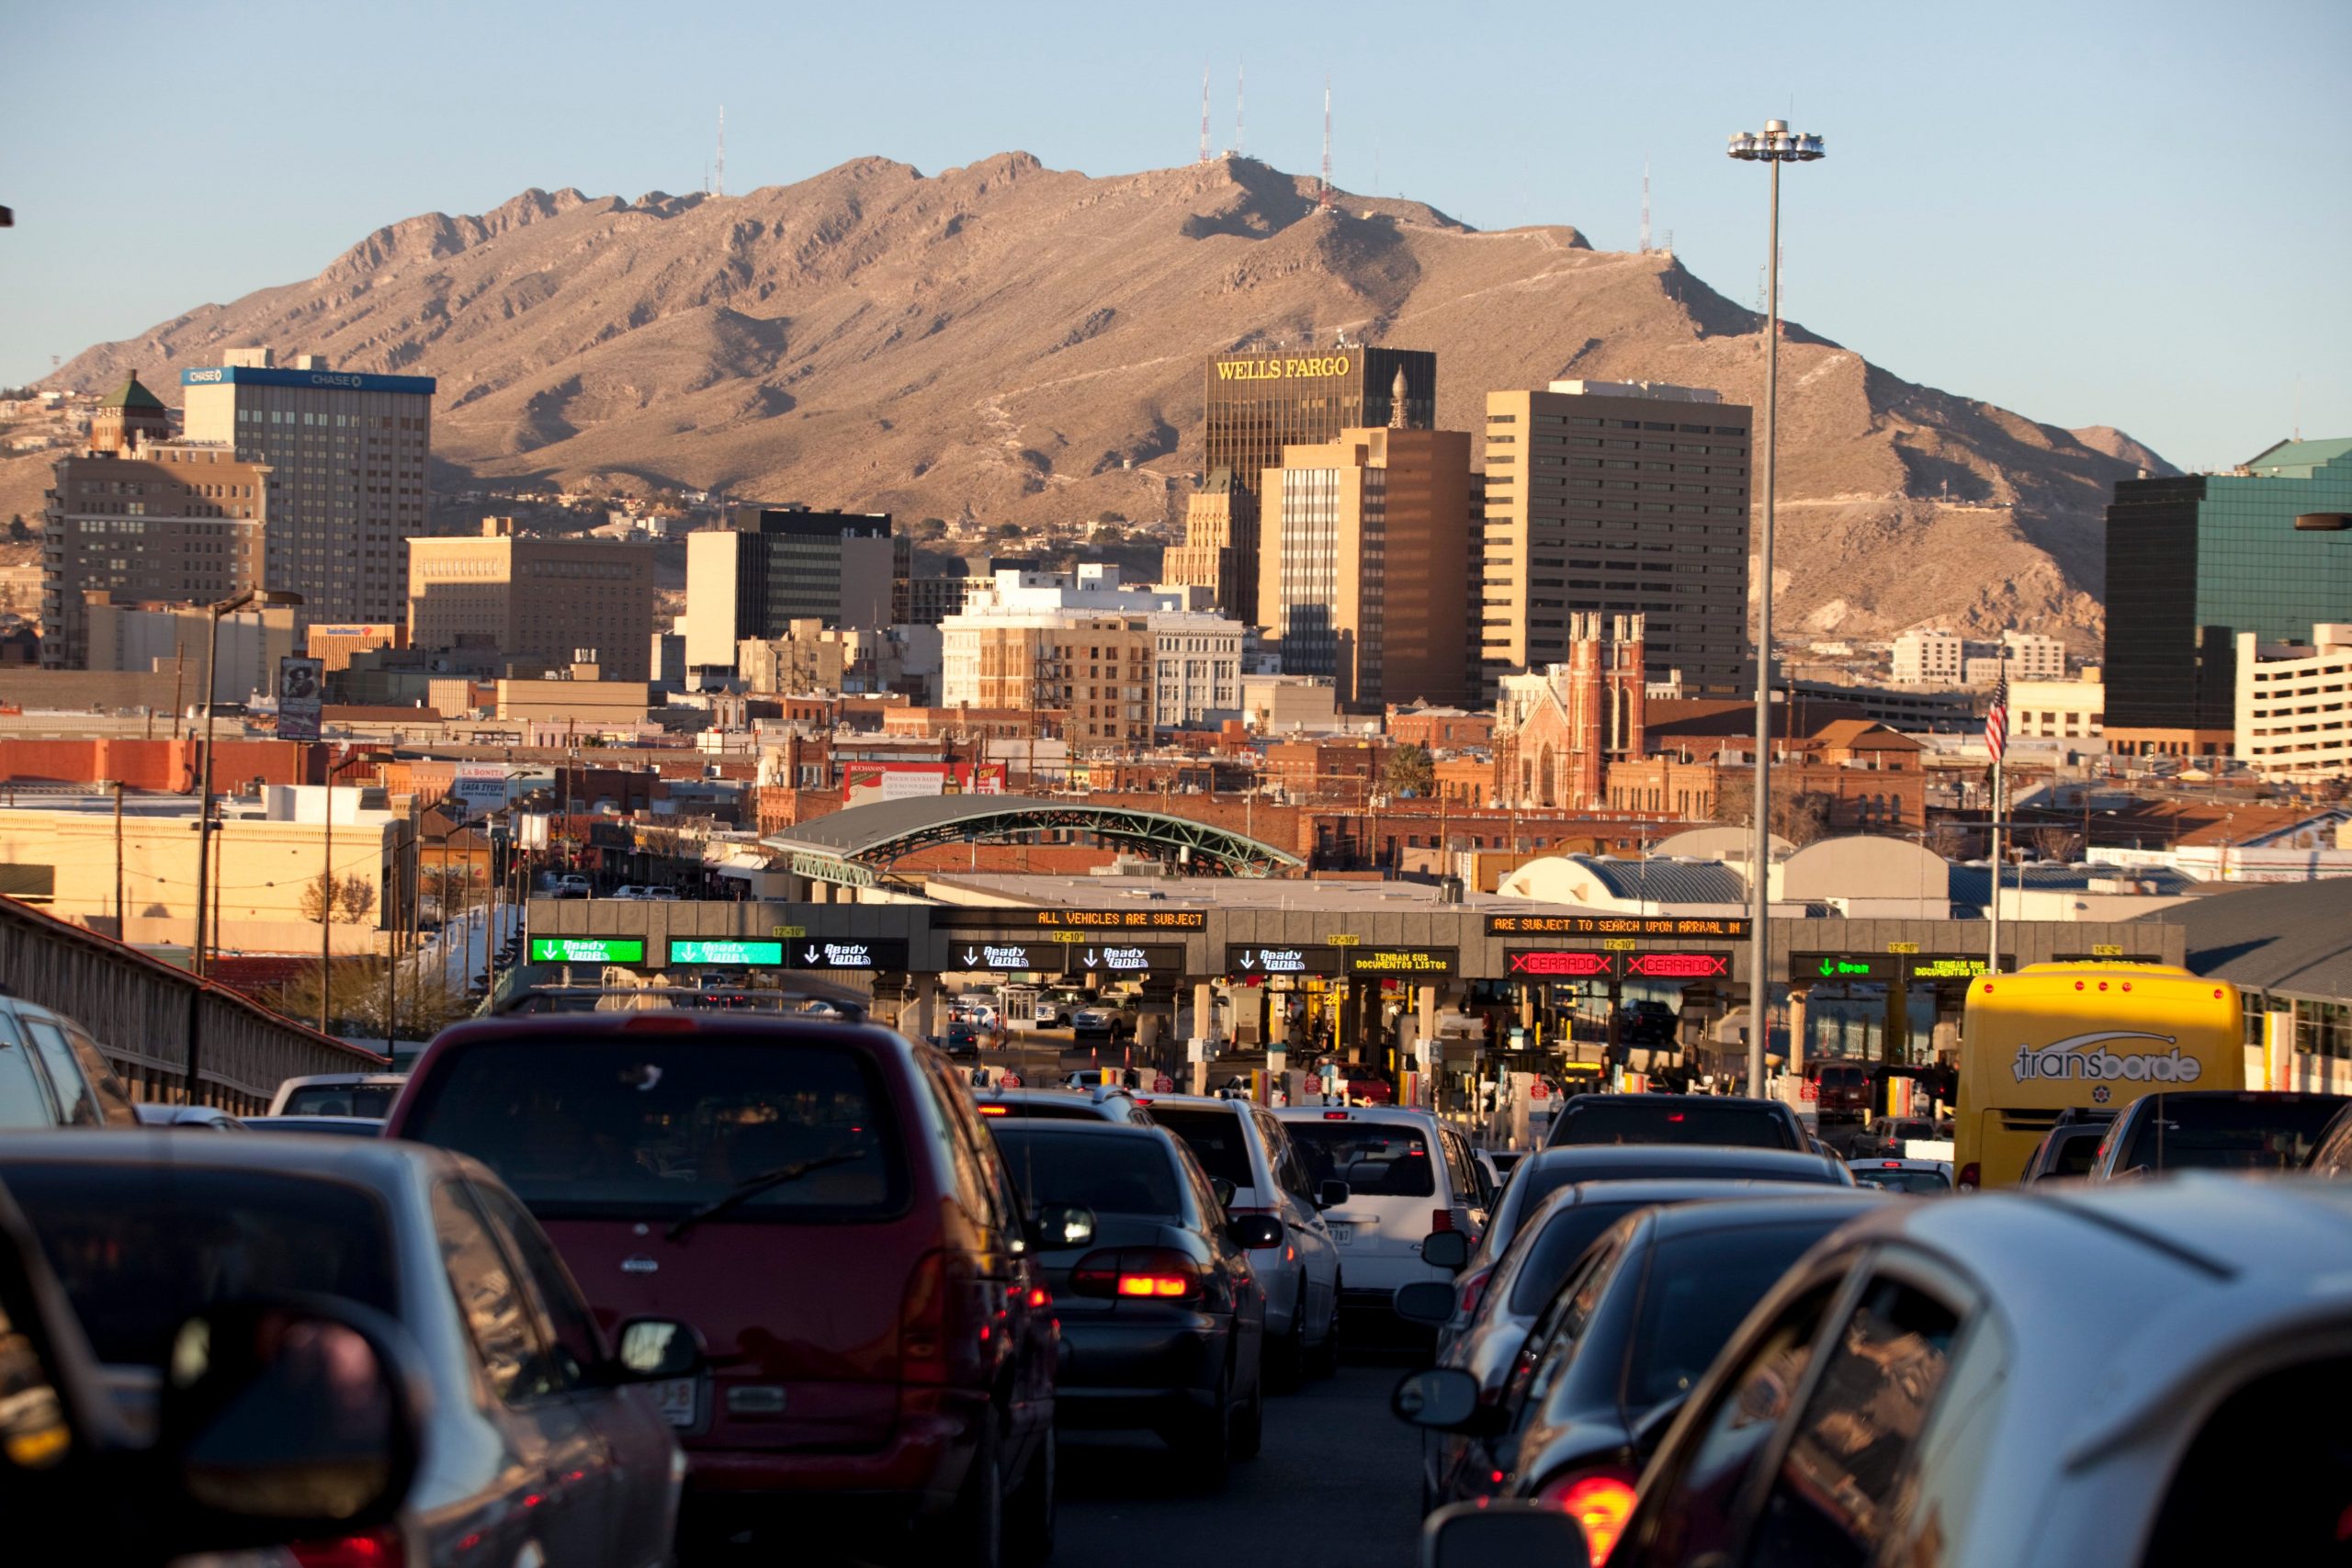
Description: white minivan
1273,1106,1494,1321
1141,1094,1348,1381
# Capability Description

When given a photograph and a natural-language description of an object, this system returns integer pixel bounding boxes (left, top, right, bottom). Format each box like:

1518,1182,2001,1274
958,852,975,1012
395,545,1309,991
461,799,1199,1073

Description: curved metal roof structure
763,794,1304,886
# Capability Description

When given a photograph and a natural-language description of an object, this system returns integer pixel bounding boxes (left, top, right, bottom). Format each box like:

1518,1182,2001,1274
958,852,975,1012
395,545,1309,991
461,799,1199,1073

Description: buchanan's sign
1215,355,1353,381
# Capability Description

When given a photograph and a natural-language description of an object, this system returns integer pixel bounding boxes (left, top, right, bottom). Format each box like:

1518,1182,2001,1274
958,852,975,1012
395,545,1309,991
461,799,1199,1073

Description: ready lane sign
956,942,1046,973
668,939,786,966
1227,944,1345,976
786,938,910,972
1067,943,1183,977
528,936,646,965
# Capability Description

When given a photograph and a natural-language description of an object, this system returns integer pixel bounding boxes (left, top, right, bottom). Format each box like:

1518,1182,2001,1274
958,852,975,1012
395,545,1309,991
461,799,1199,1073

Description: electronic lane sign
1905,955,1993,982
953,942,1048,973
933,907,1208,931
1345,947,1458,977
1623,951,1731,980
1506,950,1617,979
528,936,646,964
1066,943,1184,979
1228,944,1346,977
1487,913,1753,941
1794,953,1895,982
786,939,910,972
667,939,786,967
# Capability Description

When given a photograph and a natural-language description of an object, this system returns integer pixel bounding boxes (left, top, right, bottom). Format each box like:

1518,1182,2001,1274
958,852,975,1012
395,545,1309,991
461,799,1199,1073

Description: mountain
36,152,2166,649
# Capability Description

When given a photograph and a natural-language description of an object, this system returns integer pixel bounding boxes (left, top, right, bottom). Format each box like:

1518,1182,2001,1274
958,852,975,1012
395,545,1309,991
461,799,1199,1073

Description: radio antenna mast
1318,77,1334,211
716,105,726,198
1236,63,1244,158
1200,67,1211,163
1640,158,1652,254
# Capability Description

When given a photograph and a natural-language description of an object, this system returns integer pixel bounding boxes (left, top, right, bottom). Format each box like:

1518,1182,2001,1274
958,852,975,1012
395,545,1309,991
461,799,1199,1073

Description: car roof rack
492,984,871,1023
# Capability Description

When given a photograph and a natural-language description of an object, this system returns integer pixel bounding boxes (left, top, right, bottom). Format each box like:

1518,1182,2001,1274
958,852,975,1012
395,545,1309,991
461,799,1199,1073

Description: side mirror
1210,1177,1238,1211
1317,1179,1351,1210
1420,1229,1471,1271
1421,1499,1591,1568
613,1317,703,1382
1393,1280,1458,1327
158,1297,422,1548
1228,1213,1284,1251
1027,1204,1095,1250
1389,1366,1484,1429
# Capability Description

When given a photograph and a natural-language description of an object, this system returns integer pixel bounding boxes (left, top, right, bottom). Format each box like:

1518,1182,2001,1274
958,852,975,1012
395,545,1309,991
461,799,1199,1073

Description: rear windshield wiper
667,1150,871,1240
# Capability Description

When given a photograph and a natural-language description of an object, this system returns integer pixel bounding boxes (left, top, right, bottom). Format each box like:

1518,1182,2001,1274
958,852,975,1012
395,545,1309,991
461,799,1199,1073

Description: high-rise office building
1257,422,1473,709
684,506,908,673
41,373,266,670
1203,344,1434,619
2105,437,2352,755
940,567,1245,733
407,518,655,680
1165,468,1251,620
1479,379,1752,700
179,350,435,627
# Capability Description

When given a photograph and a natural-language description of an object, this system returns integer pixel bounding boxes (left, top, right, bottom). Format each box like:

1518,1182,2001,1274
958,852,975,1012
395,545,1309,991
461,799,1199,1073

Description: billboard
447,763,508,821
842,762,1008,807
276,656,324,740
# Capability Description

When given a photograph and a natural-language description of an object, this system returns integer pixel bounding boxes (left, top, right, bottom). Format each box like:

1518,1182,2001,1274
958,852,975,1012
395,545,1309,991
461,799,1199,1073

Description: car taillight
1322,1111,1351,1120
1538,1466,1638,1565
1457,1265,1495,1322
620,1013,697,1032
1430,1208,1455,1234
290,1529,403,1568
1071,1247,1203,1301
1957,1162,1980,1190
978,1103,1009,1116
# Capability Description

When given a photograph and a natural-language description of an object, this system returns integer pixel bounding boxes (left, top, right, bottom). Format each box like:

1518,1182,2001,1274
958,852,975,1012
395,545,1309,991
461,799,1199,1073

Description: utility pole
111,780,124,940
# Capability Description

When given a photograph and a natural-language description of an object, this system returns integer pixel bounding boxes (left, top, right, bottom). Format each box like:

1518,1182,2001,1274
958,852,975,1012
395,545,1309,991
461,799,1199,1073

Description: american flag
1984,679,2009,764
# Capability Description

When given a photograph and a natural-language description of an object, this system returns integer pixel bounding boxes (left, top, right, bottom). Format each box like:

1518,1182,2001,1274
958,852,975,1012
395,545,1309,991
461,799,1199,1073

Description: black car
1394,1191,1888,1545
989,1121,1273,1487
1544,1093,1808,1151
2018,1110,2114,1184
2087,1089,2348,1181
939,1020,983,1060
1617,1001,1678,1046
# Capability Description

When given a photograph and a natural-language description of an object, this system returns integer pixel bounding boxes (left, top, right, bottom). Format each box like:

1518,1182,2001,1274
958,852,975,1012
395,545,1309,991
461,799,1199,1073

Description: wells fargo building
1201,346,1436,616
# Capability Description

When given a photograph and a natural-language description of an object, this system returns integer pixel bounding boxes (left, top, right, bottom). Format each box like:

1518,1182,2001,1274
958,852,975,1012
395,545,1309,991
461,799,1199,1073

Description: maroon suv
386,1008,1062,1564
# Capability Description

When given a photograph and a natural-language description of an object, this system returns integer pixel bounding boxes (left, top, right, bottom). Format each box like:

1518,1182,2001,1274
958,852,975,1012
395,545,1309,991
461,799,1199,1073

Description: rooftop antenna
1200,66,1212,164
716,105,726,198
1236,63,1244,158
1640,157,1652,254
1318,76,1334,211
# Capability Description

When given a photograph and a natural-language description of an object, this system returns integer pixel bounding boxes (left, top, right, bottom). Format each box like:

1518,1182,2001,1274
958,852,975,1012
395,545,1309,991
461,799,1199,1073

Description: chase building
181,350,435,627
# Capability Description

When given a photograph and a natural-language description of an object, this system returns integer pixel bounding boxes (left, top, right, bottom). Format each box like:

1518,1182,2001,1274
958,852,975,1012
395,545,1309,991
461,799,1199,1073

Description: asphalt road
1057,1359,1424,1568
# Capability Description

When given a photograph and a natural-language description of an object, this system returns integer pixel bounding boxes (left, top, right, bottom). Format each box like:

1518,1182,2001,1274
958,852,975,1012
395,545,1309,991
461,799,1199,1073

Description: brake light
620,1014,696,1032
1457,1265,1495,1322
978,1104,1009,1116
1957,1162,1980,1190
1071,1247,1202,1302
1430,1208,1454,1234
1323,1111,1351,1120
1667,1112,1685,1122
290,1530,403,1568
1881,1161,1902,1168
1538,1467,1638,1564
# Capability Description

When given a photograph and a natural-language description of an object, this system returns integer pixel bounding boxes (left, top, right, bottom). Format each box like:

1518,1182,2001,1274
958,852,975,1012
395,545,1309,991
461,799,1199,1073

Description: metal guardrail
0,896,388,1112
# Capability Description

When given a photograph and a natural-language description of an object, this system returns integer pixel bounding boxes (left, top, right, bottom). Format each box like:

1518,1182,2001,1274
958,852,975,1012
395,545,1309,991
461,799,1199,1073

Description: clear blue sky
6,0,2345,471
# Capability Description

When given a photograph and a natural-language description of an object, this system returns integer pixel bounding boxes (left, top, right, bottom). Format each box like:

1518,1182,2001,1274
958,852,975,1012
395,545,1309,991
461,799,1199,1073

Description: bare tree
1713,773,1835,848
334,875,377,924
2030,827,2084,863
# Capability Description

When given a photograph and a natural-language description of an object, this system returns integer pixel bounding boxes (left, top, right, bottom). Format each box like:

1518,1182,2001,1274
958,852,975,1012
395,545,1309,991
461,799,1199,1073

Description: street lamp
1727,118,1826,1097
190,587,302,979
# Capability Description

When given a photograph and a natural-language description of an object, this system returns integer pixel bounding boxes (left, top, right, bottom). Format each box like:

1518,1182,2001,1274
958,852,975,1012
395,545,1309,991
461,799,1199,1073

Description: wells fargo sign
1215,355,1352,381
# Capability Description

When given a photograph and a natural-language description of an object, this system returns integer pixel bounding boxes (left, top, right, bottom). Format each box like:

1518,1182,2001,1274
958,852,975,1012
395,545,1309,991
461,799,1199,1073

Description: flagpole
1987,651,2007,976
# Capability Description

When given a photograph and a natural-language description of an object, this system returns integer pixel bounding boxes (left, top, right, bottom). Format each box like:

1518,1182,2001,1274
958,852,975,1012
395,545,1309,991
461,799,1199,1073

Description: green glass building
2104,437,2352,752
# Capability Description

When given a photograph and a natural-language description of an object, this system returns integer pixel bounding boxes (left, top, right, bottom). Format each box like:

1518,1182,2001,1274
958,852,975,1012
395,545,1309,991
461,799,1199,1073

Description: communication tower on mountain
1317,78,1335,212
1199,68,1211,164
1640,159,1652,254
716,106,726,198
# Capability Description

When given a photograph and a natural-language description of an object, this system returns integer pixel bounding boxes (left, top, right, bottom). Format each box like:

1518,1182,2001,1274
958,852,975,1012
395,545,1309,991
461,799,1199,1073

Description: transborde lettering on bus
2009,1031,2202,1085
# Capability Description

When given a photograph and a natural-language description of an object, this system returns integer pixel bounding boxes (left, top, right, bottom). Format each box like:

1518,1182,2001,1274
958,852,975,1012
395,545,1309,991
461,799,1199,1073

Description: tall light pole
190,587,302,978
1727,119,1826,1097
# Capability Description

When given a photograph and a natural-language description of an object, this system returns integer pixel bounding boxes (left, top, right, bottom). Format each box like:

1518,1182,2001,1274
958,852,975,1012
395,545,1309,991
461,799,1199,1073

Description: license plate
1328,1223,1353,1245
652,1377,698,1427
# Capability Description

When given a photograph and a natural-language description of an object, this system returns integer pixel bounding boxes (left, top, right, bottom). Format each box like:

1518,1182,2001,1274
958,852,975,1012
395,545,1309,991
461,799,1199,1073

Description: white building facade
2237,626,2352,779
942,567,1244,728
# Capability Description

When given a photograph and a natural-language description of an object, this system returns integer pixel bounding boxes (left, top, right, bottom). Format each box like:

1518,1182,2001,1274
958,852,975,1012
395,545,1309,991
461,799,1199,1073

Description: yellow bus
1957,963,2244,1189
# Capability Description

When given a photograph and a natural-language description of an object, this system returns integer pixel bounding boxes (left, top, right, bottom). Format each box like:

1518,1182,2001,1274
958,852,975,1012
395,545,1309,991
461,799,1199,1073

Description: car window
1635,1280,1842,1568
1148,1106,1258,1189
1745,1276,1962,1568
2113,1095,2344,1174
1280,1121,1436,1197
469,1178,605,1389
1260,1115,1316,1207
924,1059,1023,1235
990,1128,1182,1219
432,1179,549,1405
1508,1231,1630,1423
400,1038,908,1221
3,1164,400,1368
15,1021,97,1128
0,1018,59,1128
1508,1200,1646,1314
1552,1100,1799,1149
1624,1223,1854,1410
60,1025,135,1126
280,1082,401,1118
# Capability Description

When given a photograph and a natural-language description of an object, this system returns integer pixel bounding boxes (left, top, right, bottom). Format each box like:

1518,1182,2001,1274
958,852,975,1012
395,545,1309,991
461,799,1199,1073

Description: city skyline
4,0,2346,474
